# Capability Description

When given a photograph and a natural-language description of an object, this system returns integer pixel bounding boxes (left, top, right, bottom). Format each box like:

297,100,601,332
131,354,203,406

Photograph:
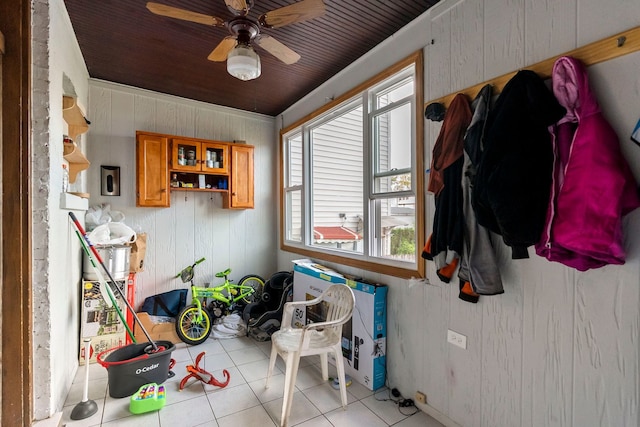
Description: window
280,52,424,278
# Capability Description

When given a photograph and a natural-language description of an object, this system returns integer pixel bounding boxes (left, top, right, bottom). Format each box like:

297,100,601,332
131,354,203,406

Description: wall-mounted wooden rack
63,95,90,140
63,140,90,183
426,25,640,108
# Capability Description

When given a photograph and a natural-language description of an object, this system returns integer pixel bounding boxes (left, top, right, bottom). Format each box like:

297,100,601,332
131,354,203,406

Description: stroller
242,271,293,341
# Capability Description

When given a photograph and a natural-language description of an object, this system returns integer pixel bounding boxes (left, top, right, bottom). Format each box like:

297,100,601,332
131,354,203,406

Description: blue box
292,260,388,391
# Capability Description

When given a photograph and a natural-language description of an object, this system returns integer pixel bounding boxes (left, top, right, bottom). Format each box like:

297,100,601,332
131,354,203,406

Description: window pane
375,196,416,262
311,105,364,254
375,78,413,109
287,133,303,187
375,172,412,193
286,189,302,242
374,102,412,193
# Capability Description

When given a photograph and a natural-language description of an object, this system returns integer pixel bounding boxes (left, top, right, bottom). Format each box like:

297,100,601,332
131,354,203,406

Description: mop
69,212,160,353
70,338,98,420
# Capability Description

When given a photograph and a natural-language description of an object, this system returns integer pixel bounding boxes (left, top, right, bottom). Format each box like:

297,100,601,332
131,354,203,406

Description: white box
292,259,387,391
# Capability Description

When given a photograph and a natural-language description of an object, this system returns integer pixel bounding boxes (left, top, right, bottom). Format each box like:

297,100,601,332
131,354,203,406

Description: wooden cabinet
136,132,169,207
170,139,229,175
136,131,254,209
223,145,254,209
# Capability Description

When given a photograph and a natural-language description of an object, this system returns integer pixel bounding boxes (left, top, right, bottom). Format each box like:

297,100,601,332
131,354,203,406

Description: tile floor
61,336,444,427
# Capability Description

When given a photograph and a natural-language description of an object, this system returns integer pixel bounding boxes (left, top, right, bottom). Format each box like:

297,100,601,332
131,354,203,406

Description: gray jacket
458,84,504,296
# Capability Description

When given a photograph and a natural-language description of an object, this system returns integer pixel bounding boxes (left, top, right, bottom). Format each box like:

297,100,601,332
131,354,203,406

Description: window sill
280,242,423,280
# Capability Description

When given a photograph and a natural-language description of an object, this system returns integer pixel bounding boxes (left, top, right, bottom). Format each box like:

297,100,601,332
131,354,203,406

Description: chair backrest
320,284,355,326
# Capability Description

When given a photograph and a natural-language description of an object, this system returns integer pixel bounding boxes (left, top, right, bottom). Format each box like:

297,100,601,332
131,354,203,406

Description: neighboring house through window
281,52,424,278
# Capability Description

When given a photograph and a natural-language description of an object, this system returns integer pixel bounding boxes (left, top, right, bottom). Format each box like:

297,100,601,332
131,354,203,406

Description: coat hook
617,36,626,47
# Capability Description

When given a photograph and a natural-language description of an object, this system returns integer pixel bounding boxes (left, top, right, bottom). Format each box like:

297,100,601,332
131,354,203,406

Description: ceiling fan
146,0,326,81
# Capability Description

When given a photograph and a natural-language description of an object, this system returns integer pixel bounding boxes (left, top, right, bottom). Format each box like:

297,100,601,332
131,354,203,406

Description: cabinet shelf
63,96,90,140
64,141,90,183
170,187,228,193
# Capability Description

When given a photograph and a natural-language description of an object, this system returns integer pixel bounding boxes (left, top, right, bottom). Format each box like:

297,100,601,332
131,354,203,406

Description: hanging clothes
535,56,640,270
423,93,477,302
458,84,504,297
472,70,566,259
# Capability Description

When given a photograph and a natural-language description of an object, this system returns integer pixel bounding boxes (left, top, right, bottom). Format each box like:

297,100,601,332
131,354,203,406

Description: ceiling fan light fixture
227,44,261,81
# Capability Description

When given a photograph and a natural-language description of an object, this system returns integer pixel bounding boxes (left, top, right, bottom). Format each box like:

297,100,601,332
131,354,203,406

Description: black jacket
472,70,566,258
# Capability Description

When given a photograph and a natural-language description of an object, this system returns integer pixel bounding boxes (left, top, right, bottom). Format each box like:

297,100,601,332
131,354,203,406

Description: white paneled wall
279,1,640,426
86,80,277,309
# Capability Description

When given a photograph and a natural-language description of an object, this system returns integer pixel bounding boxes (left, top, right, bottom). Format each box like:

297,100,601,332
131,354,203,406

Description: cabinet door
171,138,202,172
224,145,254,209
201,142,229,175
136,133,169,207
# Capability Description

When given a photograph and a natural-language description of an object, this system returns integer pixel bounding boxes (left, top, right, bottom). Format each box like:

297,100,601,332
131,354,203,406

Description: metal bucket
83,244,131,281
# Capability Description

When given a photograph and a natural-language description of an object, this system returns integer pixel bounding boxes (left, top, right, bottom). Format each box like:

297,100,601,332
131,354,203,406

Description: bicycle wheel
238,274,266,304
175,304,212,345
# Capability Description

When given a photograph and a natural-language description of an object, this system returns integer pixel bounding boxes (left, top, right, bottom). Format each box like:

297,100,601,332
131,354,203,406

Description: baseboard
414,400,462,427
32,411,63,427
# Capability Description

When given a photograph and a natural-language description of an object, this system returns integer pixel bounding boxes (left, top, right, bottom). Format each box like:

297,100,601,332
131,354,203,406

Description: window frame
279,51,424,279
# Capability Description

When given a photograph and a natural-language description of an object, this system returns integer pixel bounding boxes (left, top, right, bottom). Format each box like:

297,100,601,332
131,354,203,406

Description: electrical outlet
415,391,427,404
447,329,467,349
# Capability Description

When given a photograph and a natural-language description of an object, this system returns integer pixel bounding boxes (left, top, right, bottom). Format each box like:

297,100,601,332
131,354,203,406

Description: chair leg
319,353,328,381
265,344,278,388
281,352,301,427
334,346,348,409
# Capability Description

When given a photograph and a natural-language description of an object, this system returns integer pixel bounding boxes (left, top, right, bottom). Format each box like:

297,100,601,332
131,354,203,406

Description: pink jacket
536,56,640,270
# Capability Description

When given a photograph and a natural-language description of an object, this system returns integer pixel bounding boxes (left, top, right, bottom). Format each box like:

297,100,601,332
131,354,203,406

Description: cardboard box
292,259,387,391
134,312,182,344
80,333,127,365
80,280,129,363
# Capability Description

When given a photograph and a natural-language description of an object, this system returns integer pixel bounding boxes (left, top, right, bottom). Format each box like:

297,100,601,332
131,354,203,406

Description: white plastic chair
265,283,355,427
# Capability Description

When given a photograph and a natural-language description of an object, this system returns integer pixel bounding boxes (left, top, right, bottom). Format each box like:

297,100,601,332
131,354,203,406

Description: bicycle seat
215,268,232,278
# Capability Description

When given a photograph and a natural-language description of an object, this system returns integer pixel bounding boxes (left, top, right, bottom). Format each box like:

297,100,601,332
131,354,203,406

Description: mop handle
72,226,136,342
68,213,159,352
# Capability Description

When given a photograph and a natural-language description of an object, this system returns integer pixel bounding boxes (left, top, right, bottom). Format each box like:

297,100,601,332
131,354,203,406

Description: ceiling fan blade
208,36,238,62
224,0,250,15
255,35,301,65
258,0,326,29
146,2,225,27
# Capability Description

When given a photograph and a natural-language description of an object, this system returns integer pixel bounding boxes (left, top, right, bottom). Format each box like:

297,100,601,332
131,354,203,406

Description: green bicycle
175,258,265,345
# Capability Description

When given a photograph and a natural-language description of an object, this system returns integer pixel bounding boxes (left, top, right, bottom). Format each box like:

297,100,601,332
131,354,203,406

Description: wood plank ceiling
63,0,439,116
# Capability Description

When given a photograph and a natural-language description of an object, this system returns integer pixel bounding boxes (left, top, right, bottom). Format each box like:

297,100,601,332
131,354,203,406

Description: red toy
179,351,230,391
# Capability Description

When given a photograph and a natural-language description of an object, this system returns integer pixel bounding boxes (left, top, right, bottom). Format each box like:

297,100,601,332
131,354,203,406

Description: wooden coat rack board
426,25,640,108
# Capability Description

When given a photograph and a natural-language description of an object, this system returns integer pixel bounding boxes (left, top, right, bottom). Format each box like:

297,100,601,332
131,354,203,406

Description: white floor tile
163,379,206,405
393,410,445,427
101,411,160,426
236,357,273,383
324,401,387,427
294,415,334,427
64,377,109,406
248,372,289,403
206,383,261,418
60,399,105,427
188,339,226,357
160,395,216,426
301,383,355,414
218,336,256,351
292,365,328,390
227,346,268,366
262,391,322,427
216,404,276,427
360,394,408,425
